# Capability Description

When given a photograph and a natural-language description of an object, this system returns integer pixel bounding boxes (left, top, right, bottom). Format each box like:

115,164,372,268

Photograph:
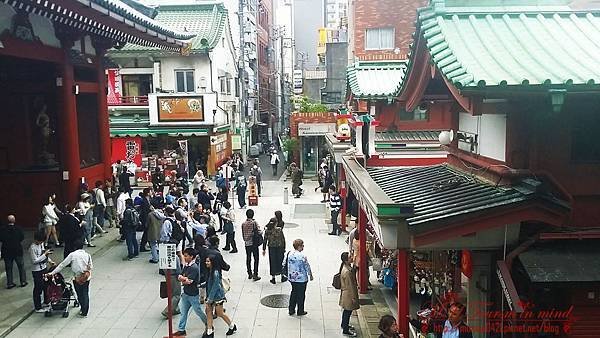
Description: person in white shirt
92,181,108,236
45,239,93,317
116,188,129,221
41,194,60,247
270,151,280,176
30,230,54,312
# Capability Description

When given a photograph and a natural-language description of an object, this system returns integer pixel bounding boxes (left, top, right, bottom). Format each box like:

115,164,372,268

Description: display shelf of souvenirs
409,251,458,300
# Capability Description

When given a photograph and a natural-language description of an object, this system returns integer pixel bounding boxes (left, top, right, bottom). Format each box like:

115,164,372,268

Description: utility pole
238,0,247,162
279,28,285,138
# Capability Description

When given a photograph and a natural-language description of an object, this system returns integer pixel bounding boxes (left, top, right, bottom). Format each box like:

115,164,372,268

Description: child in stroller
44,273,78,317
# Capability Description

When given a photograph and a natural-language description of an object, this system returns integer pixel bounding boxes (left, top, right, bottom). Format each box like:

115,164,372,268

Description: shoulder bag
74,253,92,285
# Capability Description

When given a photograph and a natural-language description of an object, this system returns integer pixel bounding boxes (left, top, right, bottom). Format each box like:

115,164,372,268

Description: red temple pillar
397,249,410,337
96,59,112,179
58,59,80,204
339,166,347,232
358,206,368,294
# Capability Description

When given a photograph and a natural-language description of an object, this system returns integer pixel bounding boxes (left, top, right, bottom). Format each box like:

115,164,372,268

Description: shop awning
342,157,571,248
111,127,209,137
347,60,407,100
415,1,600,89
519,240,600,283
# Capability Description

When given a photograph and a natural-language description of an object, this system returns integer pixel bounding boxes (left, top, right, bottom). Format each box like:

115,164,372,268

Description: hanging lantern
461,250,473,278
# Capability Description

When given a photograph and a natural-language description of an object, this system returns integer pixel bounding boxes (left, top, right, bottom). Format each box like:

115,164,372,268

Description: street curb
0,233,121,338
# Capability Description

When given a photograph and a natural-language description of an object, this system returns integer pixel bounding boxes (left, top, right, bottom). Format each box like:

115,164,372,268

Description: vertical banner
107,69,122,105
111,137,142,166
178,140,189,180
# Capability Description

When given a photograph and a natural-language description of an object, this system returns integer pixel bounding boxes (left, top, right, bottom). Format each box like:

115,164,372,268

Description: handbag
332,272,341,290
252,222,263,247
160,281,168,299
222,277,231,293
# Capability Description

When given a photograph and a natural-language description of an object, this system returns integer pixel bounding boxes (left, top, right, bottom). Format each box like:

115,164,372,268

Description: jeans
289,281,307,314
4,256,26,286
74,280,90,316
178,293,207,331
245,245,259,275
341,309,353,332
32,270,47,309
237,188,246,208
105,205,117,227
125,231,139,258
331,209,340,234
224,231,237,251
150,240,159,262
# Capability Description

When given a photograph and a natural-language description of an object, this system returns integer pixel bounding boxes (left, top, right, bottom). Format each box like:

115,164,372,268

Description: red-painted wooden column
96,58,111,180
339,165,347,232
58,59,80,204
358,206,368,294
397,249,410,337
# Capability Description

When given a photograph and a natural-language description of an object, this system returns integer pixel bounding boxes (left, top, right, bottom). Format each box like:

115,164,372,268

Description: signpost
159,243,177,338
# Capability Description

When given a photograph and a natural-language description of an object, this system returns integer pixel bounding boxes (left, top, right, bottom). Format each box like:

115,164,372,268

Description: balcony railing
108,96,149,106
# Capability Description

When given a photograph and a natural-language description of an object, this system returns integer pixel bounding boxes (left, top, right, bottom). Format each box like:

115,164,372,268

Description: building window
175,70,195,93
365,27,395,50
399,107,428,121
219,77,226,94
226,78,232,95
571,112,600,163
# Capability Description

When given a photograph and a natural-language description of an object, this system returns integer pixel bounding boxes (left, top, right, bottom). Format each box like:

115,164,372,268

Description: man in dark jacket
139,188,153,252
57,205,84,259
0,215,27,288
434,302,473,338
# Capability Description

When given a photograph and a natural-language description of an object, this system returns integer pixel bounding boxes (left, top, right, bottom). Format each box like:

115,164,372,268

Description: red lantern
461,250,473,278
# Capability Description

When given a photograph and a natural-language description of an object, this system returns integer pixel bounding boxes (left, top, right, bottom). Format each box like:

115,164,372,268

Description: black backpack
122,208,140,230
167,218,185,244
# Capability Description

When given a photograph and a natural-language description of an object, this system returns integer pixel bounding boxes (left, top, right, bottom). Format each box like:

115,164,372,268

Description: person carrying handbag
45,239,93,317
339,251,359,336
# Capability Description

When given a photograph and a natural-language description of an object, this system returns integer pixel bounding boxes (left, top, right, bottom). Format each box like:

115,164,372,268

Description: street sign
159,243,177,269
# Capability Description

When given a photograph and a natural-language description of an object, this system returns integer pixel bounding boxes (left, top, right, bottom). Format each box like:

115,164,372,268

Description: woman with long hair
204,255,236,337
339,251,359,336
262,218,286,284
42,194,61,247
274,210,285,228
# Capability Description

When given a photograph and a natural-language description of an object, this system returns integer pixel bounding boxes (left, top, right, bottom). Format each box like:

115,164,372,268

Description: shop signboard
496,261,524,313
107,69,121,105
298,123,336,136
232,134,242,150
111,137,142,166
157,96,204,122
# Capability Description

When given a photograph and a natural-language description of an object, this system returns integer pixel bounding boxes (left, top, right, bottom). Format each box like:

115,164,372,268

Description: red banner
111,137,142,166
107,69,122,105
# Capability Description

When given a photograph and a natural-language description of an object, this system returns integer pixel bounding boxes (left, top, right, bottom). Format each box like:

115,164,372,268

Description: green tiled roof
417,0,600,89
113,3,229,54
347,61,407,99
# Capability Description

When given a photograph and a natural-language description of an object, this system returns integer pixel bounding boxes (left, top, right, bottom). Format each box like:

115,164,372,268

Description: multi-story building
256,0,277,142
107,2,238,177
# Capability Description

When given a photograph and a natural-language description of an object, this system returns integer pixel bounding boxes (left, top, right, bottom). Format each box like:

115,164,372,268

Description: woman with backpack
121,199,139,261
262,218,286,284
205,255,237,337
339,251,359,336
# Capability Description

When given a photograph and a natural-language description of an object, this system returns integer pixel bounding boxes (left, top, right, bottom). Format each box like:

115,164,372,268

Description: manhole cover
260,294,290,308
284,222,299,228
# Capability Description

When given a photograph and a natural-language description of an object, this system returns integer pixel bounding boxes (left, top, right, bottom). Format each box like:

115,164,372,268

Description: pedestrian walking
378,314,401,338
30,230,54,312
57,205,84,259
41,194,61,247
103,179,118,228
328,185,342,236
173,248,207,337
214,187,228,232
241,209,261,281
320,165,334,202
92,181,108,235
235,170,247,208
270,151,280,176
152,167,165,195
121,199,140,260
262,218,286,284
205,255,237,337
147,198,165,264
285,239,313,316
290,163,303,198
118,167,133,196
250,164,263,196
339,251,359,336
139,188,154,252
45,239,93,317
0,215,27,288
76,193,95,247
221,202,238,253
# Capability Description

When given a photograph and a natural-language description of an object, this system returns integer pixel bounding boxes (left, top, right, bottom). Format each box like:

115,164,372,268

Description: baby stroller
44,273,78,318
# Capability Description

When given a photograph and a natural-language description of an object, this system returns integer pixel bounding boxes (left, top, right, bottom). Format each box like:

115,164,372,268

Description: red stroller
44,273,79,318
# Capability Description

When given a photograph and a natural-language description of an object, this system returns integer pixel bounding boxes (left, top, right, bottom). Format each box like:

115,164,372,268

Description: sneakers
297,311,308,316
230,249,238,253
247,274,253,280
226,324,237,336
20,282,28,287
87,243,96,248
342,331,357,337
35,308,47,313
252,275,261,282
78,312,87,318
270,278,276,284
6,284,16,289
149,259,158,264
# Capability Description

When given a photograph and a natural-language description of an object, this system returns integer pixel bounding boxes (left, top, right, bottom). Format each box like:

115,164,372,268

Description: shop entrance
301,136,329,175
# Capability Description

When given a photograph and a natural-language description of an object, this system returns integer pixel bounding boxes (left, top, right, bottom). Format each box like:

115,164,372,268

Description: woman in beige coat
339,252,359,337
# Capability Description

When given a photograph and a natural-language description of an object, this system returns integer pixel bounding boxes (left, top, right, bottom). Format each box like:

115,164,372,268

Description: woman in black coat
197,184,215,212
56,205,84,259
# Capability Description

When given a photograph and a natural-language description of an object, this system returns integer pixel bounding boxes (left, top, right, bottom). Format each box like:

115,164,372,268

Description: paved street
6,178,364,338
